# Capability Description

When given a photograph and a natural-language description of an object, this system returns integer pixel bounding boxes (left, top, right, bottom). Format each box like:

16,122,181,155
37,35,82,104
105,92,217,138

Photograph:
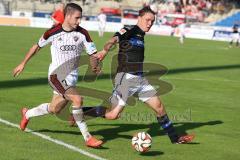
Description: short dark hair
64,3,82,16
139,6,156,17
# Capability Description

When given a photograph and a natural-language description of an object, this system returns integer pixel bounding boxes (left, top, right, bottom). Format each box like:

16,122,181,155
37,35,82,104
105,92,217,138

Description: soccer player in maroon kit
13,3,103,148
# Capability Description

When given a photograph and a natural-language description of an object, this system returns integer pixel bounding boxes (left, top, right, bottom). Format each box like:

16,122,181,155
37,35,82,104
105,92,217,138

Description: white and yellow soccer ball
131,132,152,153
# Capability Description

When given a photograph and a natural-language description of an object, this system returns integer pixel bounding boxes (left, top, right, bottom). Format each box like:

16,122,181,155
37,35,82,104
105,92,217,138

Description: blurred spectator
97,11,107,37
152,0,240,24
229,24,239,48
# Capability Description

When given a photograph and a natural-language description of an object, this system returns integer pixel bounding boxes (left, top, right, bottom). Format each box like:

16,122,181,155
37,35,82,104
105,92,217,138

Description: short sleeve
37,29,54,48
38,35,52,48
84,41,97,55
81,28,97,55
113,27,129,42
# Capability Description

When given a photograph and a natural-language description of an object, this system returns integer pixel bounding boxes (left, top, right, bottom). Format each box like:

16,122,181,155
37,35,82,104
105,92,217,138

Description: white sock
72,107,91,141
25,103,50,119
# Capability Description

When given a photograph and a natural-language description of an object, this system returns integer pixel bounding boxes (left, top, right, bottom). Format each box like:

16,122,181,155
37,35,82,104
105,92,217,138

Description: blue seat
213,12,240,27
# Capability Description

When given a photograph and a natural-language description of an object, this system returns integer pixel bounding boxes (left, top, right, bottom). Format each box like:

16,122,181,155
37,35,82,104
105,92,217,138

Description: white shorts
98,23,106,30
110,72,157,106
48,73,78,95
232,33,239,42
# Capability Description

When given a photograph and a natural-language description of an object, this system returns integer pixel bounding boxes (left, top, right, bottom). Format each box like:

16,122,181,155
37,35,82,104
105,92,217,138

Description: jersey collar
135,25,145,36
61,25,76,33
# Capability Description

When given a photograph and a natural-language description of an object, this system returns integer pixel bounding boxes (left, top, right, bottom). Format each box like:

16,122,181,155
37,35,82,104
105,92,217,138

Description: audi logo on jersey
60,45,77,51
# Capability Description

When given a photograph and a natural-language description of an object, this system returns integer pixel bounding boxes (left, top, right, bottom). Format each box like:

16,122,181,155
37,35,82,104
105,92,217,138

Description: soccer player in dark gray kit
86,6,195,144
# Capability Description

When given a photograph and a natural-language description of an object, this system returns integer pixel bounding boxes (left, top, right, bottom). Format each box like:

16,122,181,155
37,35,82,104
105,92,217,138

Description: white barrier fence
0,15,233,42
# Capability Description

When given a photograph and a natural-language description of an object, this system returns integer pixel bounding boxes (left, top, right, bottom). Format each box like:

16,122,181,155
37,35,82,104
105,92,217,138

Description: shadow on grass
88,120,223,143
140,151,164,156
34,120,223,144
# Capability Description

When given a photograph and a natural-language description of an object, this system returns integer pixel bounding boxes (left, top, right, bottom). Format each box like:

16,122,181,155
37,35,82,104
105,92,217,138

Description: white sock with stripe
25,103,50,119
72,107,91,141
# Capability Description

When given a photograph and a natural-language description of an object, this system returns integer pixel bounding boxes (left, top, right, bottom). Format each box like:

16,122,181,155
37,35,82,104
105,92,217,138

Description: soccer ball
131,132,152,153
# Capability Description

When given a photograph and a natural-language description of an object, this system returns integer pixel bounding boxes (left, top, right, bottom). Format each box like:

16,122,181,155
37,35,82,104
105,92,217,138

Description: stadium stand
0,0,240,26
14,0,34,12
214,10,240,27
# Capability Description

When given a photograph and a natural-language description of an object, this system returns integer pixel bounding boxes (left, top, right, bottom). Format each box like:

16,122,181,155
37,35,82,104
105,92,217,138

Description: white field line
0,117,107,160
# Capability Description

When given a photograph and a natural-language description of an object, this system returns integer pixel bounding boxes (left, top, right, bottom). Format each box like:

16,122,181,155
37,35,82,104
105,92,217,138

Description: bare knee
146,97,166,116
71,96,83,107
49,94,68,114
48,105,61,114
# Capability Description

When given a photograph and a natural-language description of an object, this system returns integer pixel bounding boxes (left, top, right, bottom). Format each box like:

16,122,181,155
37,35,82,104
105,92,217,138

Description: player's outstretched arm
95,36,118,61
89,53,101,75
13,44,40,77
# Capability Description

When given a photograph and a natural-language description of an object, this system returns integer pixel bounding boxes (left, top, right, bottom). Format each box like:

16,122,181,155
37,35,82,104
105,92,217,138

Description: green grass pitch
0,25,240,160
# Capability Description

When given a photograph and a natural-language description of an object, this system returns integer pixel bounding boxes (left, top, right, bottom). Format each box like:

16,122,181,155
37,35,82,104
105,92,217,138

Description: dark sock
82,106,107,117
157,115,179,143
